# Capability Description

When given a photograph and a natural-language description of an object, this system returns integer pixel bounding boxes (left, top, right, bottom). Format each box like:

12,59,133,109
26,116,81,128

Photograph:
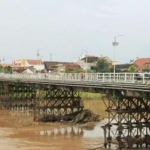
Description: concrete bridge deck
0,72,150,89
1,72,150,83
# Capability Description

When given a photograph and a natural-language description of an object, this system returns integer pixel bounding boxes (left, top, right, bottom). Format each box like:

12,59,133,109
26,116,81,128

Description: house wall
13,59,45,71
57,65,66,72
34,64,45,71
77,60,96,70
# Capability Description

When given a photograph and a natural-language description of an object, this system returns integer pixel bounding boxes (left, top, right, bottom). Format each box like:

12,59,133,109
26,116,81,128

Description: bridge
0,72,150,149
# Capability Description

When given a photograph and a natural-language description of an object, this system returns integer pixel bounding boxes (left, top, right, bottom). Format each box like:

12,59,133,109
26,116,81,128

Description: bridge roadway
0,73,150,149
0,72,150,92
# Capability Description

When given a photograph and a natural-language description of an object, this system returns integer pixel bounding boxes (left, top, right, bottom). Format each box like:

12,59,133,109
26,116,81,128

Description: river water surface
0,100,148,150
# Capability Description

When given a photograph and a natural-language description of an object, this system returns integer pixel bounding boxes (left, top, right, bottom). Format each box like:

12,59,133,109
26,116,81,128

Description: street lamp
0,57,5,73
37,49,40,73
81,49,88,73
112,35,123,76
37,47,43,73
50,53,52,61
2,57,4,73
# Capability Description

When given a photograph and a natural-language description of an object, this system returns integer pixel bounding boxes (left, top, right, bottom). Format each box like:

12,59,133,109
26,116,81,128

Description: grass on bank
80,92,102,100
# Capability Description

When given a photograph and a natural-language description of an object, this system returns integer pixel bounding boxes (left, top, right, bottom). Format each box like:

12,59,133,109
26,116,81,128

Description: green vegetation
128,65,136,72
0,65,12,73
93,59,113,73
81,92,102,100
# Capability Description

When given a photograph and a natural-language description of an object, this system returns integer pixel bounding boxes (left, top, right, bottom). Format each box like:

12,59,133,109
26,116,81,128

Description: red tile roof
1,63,12,67
133,58,150,69
27,59,43,65
63,63,81,70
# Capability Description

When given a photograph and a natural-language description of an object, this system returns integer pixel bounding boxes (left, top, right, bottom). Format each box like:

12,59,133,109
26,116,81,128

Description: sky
0,0,150,64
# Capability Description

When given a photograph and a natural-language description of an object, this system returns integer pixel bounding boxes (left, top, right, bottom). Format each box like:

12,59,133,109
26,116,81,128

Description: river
0,100,148,150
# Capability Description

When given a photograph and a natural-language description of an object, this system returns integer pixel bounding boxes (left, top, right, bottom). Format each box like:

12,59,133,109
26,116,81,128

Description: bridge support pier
36,87,83,122
0,82,83,122
102,89,150,149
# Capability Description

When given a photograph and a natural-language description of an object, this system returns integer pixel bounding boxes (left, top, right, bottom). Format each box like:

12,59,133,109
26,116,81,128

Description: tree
0,65,3,72
2,66,12,73
94,59,113,73
128,65,136,73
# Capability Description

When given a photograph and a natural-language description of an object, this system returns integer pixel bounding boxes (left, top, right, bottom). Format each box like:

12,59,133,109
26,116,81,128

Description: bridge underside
0,81,83,122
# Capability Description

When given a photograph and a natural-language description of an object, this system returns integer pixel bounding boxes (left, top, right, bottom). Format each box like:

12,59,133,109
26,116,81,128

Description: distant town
0,55,150,74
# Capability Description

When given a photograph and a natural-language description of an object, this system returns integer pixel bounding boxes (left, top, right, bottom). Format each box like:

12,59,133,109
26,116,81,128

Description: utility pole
112,35,123,80
50,53,52,61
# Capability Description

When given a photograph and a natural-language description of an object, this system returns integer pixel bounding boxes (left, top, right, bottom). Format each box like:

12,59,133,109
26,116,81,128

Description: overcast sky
1,0,150,64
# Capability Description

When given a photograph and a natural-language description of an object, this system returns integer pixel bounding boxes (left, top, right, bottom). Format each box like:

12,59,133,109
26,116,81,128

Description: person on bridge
135,70,142,81
80,71,84,80
148,71,150,77
44,70,48,78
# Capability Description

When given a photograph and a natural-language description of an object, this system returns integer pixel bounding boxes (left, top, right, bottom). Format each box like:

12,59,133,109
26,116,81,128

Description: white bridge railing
0,73,150,84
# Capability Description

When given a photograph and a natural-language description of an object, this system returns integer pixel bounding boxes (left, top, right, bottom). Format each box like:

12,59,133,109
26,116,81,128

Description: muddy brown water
0,100,148,150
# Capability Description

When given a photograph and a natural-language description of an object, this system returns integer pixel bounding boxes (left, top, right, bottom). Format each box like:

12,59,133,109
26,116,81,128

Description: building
77,55,112,71
116,64,131,72
77,55,98,71
44,61,81,73
12,59,44,73
132,57,150,72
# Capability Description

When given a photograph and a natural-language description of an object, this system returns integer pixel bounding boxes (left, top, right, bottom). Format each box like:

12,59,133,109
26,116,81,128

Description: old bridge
0,72,150,149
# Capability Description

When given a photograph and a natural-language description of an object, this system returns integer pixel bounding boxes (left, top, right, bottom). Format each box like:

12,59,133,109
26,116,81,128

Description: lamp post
50,53,52,61
2,57,4,73
112,35,123,77
0,57,5,73
81,49,88,73
37,47,43,73
37,49,40,73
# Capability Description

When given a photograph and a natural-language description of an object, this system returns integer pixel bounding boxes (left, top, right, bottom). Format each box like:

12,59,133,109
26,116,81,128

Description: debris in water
71,109,101,124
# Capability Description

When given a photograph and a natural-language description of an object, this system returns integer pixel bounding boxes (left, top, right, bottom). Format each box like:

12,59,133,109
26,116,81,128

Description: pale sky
0,0,150,64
